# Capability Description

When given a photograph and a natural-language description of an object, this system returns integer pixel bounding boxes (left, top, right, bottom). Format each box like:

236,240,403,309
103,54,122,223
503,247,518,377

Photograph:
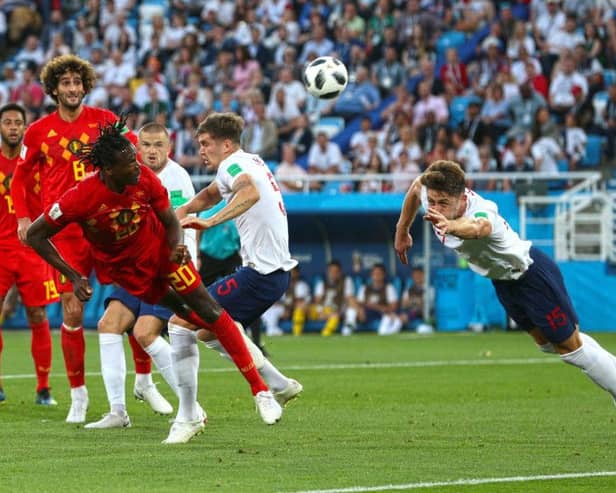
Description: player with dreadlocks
27,118,283,443
10,54,165,423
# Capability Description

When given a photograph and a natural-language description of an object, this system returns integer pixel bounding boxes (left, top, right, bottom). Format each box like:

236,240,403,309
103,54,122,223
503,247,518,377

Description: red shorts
0,247,60,306
53,236,95,293
95,254,202,305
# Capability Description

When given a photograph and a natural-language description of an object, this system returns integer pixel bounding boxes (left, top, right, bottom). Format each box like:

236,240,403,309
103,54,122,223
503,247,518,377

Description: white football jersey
421,187,533,280
216,150,297,274
156,159,197,261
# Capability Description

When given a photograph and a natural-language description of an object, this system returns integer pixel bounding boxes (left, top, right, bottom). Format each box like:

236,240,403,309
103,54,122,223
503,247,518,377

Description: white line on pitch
288,471,616,493
0,357,558,380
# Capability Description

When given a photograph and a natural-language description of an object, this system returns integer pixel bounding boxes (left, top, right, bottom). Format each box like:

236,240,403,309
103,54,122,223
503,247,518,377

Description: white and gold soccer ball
303,56,348,100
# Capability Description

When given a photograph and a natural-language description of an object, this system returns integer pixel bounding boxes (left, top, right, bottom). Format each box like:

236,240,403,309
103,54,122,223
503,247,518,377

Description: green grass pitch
1,329,616,493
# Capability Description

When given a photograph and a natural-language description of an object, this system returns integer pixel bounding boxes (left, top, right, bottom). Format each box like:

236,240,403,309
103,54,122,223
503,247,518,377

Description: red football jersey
12,106,136,239
44,164,171,268
0,150,43,247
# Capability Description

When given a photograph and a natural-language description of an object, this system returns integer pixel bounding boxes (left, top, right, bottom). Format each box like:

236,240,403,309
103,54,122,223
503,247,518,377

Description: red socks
30,320,52,392
128,333,152,375
185,309,268,395
60,324,85,388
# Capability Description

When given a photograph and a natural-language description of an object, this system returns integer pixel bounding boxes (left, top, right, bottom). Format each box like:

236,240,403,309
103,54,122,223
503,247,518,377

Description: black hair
77,114,133,169
0,102,26,121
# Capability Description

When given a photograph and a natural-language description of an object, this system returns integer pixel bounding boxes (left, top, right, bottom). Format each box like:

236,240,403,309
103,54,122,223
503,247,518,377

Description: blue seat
312,117,345,138
604,70,616,87
449,96,480,128
581,135,606,167
436,31,467,57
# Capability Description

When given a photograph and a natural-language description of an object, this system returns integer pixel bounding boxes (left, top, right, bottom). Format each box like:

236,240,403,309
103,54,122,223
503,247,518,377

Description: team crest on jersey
67,139,83,155
0,172,10,194
116,209,135,225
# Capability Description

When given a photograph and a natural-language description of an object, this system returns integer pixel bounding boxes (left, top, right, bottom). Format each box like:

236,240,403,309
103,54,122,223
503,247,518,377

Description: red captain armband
168,262,200,293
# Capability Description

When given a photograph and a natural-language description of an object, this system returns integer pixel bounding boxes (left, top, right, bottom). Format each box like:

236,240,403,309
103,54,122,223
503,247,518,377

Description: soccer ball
303,56,348,100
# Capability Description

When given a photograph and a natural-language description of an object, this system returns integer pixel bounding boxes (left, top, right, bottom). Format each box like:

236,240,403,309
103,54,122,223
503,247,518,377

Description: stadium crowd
0,0,615,193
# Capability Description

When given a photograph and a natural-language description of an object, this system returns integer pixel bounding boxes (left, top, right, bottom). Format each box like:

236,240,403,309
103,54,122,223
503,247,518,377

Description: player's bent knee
25,306,47,325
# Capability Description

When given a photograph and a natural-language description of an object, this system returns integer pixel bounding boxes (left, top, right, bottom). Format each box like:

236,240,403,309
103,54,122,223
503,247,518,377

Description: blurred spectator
109,84,139,120
285,114,314,156
102,49,136,88
453,127,482,173
104,10,136,53
269,67,307,110
389,149,421,193
212,89,240,114
440,47,469,97
508,80,547,137
511,45,542,85
299,23,334,64
380,110,412,152
572,42,603,95
471,36,507,96
133,69,170,110
474,145,501,191
266,86,302,143
41,9,73,51
173,114,202,174
417,110,444,154
307,131,343,175
380,85,414,131
10,61,44,115
344,263,400,336
563,112,587,170
138,85,170,127
399,267,433,332
481,83,511,141
396,0,445,45
261,265,311,337
412,80,449,128
415,55,444,97
461,100,490,147
533,106,562,142
531,134,564,173
353,133,388,175
332,66,380,120
524,58,549,100
402,25,435,77
309,259,355,337
14,35,45,68
506,20,534,60
372,45,407,97
349,116,373,160
547,13,584,57
548,55,588,118
275,144,314,193
359,151,388,193
175,71,212,118
233,45,260,97
242,99,279,161
390,125,422,164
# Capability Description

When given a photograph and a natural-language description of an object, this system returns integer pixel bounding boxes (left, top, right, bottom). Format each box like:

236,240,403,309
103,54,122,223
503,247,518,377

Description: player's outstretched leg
202,323,303,407
561,332,616,405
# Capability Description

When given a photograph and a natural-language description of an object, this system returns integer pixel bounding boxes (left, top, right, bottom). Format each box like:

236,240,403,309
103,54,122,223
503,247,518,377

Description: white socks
168,322,200,423
144,336,178,396
99,333,126,414
561,332,616,399
377,314,402,335
204,333,289,392
262,304,284,335
344,307,358,329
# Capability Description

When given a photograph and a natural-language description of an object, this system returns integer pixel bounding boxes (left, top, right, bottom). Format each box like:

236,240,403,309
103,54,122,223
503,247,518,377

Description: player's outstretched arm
27,215,92,301
394,177,422,265
176,181,223,220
